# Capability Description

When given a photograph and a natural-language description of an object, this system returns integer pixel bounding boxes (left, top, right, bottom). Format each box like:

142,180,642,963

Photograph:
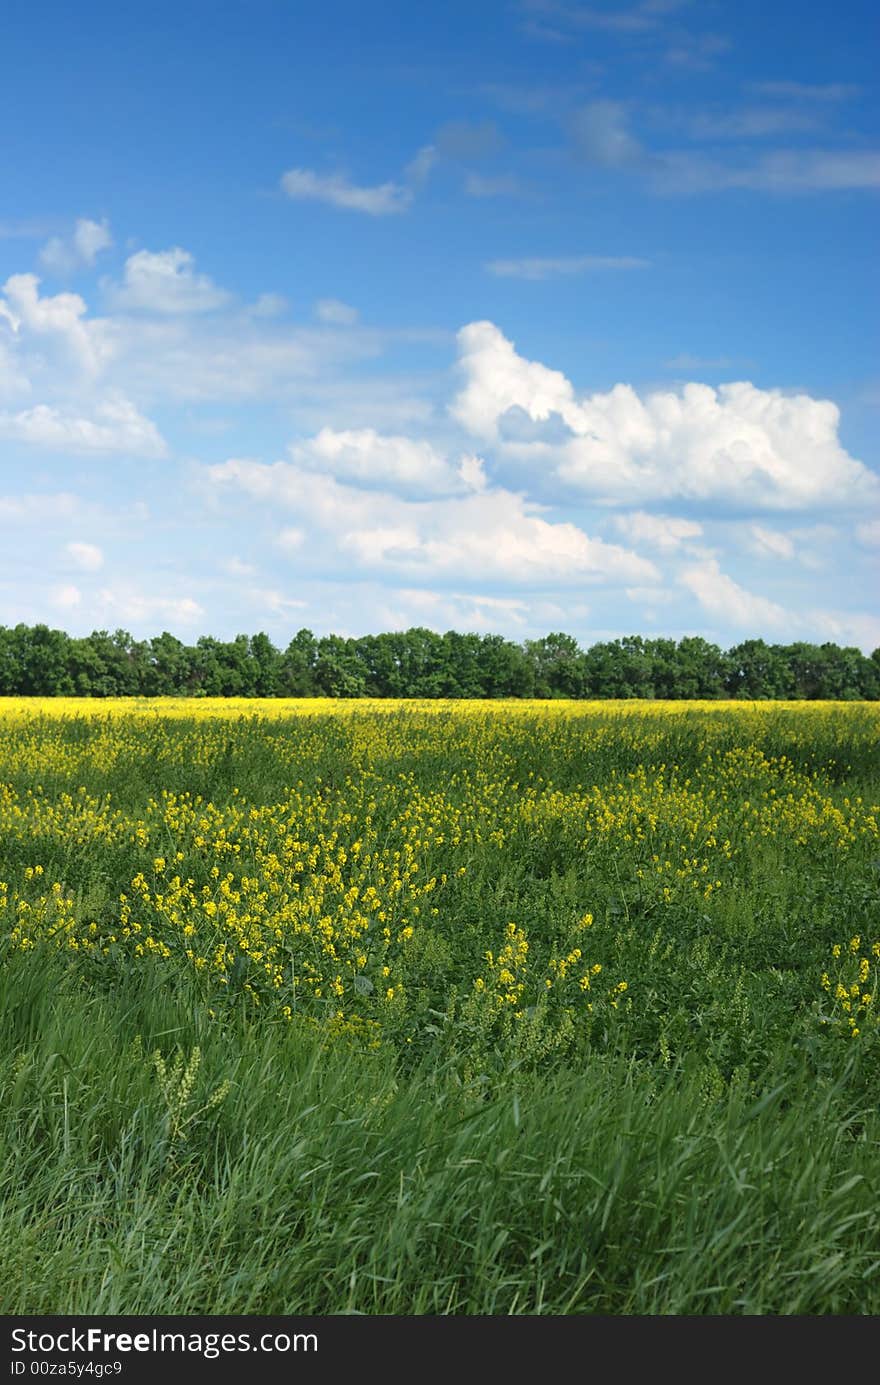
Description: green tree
525,632,586,698
314,635,366,697
280,629,318,695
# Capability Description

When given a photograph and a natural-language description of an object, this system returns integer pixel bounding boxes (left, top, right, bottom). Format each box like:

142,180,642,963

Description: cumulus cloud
679,558,787,630
0,397,166,456
207,458,659,589
613,511,703,551
108,248,231,314
65,541,104,571
40,218,113,276
486,255,650,279
1,273,104,373
451,321,878,511
280,168,413,215
290,427,487,497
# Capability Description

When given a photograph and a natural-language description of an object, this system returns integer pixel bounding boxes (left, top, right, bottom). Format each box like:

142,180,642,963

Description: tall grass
1,701,879,1313
2,949,879,1315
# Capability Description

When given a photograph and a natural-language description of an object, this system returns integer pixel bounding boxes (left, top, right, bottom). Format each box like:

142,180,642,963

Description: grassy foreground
1,699,879,1313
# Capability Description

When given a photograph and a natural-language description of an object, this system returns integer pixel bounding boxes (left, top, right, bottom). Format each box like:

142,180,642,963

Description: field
2,697,879,1314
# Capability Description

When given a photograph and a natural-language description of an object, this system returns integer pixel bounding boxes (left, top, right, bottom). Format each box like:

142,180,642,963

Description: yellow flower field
1,698,877,1067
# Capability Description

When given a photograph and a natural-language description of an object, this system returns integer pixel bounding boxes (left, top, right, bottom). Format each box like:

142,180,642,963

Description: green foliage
0,623,878,698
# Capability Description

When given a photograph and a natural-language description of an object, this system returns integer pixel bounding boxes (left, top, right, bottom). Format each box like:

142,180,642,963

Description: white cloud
378,587,531,634
679,558,787,630
208,458,659,589
613,511,703,551
314,298,360,325
626,584,673,605
1,273,104,373
486,255,650,280
108,248,230,314
96,588,204,625
280,168,412,215
0,336,31,402
452,321,878,511
80,312,385,410
856,519,880,548
249,293,288,318
810,609,880,653
453,320,577,439
458,454,487,493
278,527,305,551
0,492,81,523
290,427,486,497
748,525,795,560
405,145,437,186
65,541,104,571
51,584,82,610
223,556,258,577
248,588,308,617
40,218,112,276
0,397,166,456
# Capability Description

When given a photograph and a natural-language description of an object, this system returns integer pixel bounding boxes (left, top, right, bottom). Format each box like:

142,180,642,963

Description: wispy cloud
314,298,360,326
522,1,693,36
687,106,821,140
664,33,731,69
464,173,525,198
486,254,650,279
434,121,504,161
570,101,644,166
749,81,860,102
280,145,435,216
280,168,413,215
654,148,880,193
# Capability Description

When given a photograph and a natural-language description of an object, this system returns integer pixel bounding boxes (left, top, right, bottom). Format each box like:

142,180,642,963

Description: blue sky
1,0,878,650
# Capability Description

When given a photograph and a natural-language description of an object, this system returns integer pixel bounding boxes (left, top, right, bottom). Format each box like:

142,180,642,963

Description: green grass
1,702,879,1313
2,950,879,1315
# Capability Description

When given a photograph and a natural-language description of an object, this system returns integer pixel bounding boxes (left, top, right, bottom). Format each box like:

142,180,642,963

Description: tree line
1,623,878,700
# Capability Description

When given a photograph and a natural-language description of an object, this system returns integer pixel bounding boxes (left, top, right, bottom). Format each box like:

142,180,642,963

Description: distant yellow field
1,695,878,719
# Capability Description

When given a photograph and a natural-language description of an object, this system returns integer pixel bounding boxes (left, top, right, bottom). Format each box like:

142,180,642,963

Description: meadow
1,697,879,1314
